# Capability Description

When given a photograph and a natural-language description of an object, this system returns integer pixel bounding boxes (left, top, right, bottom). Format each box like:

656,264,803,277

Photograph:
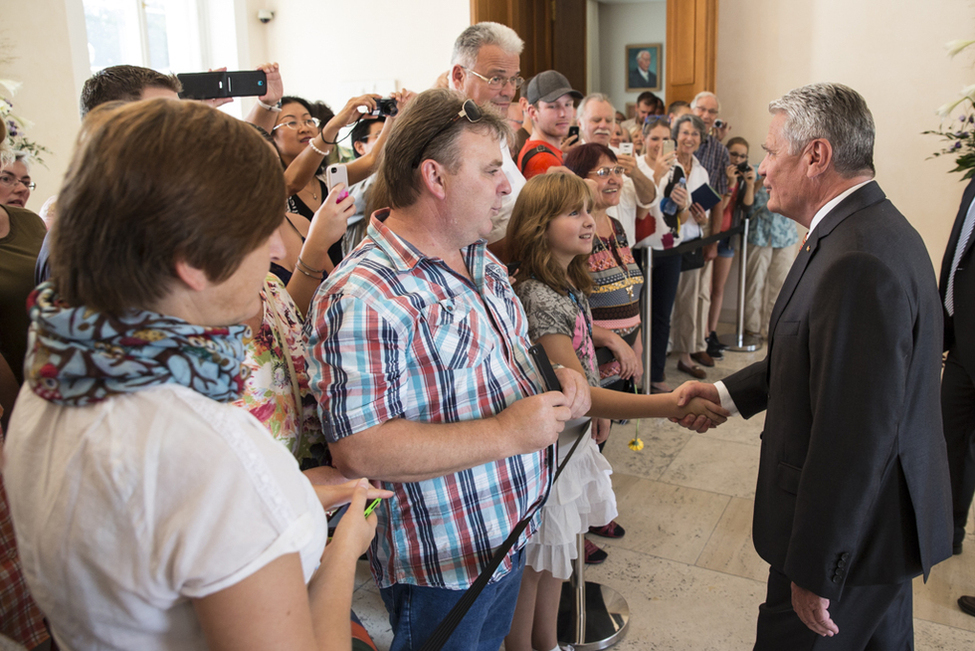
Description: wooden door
666,0,719,104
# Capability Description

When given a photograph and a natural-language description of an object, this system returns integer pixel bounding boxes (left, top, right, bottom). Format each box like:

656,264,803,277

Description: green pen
363,498,383,518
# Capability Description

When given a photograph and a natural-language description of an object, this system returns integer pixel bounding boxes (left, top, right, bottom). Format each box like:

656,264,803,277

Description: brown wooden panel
552,0,587,94
666,0,718,105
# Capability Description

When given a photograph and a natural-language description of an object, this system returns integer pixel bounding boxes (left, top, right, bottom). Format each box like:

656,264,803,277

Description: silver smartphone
326,164,350,201
662,139,676,156
619,142,634,156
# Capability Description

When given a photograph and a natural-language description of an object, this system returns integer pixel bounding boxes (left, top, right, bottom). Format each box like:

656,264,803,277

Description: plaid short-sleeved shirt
306,211,551,590
695,134,730,196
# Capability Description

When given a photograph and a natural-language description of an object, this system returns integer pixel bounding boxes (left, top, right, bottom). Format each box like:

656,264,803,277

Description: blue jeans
379,549,526,651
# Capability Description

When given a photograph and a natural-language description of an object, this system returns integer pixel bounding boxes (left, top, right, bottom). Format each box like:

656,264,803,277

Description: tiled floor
350,332,975,650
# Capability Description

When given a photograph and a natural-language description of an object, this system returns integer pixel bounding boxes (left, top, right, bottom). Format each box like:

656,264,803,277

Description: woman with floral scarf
2,98,390,651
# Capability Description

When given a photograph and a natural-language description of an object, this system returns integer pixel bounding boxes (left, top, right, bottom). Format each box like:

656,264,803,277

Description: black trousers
649,252,683,383
941,350,975,546
754,567,914,651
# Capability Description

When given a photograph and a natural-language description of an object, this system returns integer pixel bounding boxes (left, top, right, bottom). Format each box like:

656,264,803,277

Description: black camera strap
417,419,591,651
417,345,588,651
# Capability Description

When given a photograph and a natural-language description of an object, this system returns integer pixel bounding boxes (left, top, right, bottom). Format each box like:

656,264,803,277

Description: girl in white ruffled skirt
505,173,727,651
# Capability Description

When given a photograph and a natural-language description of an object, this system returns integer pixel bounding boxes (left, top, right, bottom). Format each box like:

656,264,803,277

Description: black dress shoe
958,595,975,617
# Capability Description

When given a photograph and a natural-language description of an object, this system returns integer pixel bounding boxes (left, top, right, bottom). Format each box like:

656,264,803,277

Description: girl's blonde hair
507,173,594,295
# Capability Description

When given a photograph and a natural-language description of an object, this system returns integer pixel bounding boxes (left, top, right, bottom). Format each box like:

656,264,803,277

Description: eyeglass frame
410,99,483,169
462,67,525,90
588,166,625,178
0,173,35,191
272,117,321,132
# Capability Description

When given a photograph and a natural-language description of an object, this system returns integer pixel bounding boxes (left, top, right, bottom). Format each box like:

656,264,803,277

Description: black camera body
374,98,399,117
736,161,751,175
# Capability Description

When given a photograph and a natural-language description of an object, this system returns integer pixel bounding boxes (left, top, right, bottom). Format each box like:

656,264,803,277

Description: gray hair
451,22,524,69
672,113,706,140
1,149,32,171
690,91,720,112
768,82,875,176
577,93,615,121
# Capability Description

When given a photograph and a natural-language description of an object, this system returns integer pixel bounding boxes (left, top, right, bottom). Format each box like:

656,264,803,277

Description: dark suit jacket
940,176,975,367
724,181,953,601
628,68,657,90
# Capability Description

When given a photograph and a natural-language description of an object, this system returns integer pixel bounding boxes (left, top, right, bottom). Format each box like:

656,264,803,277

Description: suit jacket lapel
767,181,888,342
940,176,975,294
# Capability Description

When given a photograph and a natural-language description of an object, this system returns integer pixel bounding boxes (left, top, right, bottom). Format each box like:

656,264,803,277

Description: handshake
670,381,729,433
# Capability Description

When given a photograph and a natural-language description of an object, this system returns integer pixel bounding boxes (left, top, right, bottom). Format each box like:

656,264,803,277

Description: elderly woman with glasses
0,148,46,411
4,98,392,651
666,113,715,380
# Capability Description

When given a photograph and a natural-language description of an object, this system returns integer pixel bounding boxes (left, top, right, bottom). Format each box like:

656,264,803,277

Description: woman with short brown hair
5,98,390,651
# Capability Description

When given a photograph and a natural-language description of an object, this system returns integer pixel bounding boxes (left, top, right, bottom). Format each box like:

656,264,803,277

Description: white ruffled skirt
525,426,618,580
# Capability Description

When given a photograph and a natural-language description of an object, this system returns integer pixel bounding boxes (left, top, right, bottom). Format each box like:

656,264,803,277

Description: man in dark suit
940,176,975,557
677,83,953,649
628,50,657,89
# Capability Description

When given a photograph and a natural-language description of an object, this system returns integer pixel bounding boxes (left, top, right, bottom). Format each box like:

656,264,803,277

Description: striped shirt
588,217,645,336
305,210,551,590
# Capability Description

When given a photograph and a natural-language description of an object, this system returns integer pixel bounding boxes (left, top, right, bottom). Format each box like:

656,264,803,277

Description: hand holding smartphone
326,164,350,202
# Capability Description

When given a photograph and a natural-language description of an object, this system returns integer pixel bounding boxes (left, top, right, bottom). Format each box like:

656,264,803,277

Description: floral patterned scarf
24,283,249,406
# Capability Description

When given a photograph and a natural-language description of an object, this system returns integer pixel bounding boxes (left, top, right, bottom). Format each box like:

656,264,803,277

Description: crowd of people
0,18,970,651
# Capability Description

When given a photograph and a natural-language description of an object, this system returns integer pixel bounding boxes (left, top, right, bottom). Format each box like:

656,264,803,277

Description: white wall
598,0,666,114
2,0,89,213
716,0,974,265
256,0,470,110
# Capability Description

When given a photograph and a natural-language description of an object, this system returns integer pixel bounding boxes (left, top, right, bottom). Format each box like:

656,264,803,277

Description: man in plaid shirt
306,89,590,651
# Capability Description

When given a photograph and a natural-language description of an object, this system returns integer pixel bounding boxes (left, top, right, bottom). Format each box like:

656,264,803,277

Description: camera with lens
736,161,750,175
373,98,399,117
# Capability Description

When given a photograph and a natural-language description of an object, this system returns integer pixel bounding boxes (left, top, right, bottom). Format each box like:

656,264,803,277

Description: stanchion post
641,247,652,395
719,219,761,352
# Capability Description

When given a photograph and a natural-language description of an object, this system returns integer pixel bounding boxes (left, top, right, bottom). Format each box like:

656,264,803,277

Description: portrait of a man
626,44,661,91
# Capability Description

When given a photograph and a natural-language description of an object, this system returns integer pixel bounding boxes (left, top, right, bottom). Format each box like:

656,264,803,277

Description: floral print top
234,274,326,467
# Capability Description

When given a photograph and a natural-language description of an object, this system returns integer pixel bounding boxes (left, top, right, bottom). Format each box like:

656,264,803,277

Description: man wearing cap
517,70,582,179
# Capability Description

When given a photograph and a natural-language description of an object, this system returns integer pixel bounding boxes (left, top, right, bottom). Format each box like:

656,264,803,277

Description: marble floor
349,331,975,650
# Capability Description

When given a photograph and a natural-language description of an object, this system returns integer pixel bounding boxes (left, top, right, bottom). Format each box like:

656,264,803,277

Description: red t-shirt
517,139,563,179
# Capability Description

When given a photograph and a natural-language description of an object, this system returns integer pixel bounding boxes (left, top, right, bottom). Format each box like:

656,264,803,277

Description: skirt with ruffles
525,427,617,580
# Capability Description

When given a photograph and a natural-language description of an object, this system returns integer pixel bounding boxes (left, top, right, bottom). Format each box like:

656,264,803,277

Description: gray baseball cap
525,70,583,105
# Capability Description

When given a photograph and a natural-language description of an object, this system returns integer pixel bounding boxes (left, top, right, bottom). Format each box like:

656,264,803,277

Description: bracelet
294,264,323,281
257,99,281,112
308,139,329,157
297,256,326,275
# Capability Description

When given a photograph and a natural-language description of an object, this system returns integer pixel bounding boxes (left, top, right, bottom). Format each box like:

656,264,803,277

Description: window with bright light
83,0,203,75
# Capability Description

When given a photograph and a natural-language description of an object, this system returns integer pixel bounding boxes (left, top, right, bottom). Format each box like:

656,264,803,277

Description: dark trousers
754,567,914,651
942,350,975,545
649,252,683,383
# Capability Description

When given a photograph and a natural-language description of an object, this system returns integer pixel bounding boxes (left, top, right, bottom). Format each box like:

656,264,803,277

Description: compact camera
373,98,399,117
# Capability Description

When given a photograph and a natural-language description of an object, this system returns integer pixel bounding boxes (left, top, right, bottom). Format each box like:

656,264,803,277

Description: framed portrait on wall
625,43,662,92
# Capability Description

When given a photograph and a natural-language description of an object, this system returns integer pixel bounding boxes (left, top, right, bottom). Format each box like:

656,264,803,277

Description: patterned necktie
946,198,975,317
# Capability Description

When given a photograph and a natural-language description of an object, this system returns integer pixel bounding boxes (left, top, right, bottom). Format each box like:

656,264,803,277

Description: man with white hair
577,93,656,245
449,21,527,252
678,82,952,649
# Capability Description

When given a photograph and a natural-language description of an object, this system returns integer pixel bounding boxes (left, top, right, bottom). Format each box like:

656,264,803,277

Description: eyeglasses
272,117,321,132
463,68,524,90
0,174,35,191
411,99,483,168
588,166,625,178
728,152,748,160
